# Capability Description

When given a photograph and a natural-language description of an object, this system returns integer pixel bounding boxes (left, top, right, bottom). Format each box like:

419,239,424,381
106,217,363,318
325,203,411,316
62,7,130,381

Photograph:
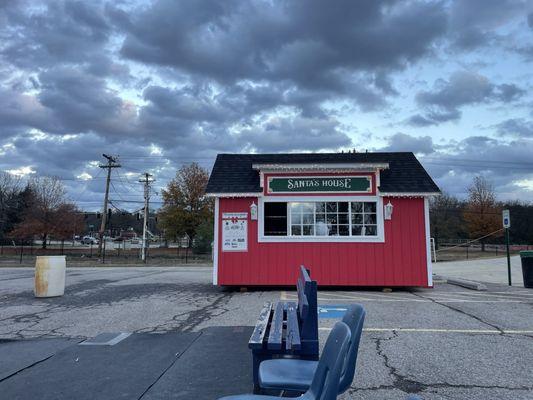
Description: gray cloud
37,67,133,136
376,133,533,199
494,118,533,138
1,1,112,69
381,133,434,155
449,0,529,51
0,87,56,137
409,71,525,126
116,0,447,110
238,117,352,153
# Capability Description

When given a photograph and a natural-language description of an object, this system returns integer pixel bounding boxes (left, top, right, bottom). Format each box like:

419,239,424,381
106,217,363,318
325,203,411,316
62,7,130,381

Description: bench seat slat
285,301,301,351
267,302,284,350
249,302,272,349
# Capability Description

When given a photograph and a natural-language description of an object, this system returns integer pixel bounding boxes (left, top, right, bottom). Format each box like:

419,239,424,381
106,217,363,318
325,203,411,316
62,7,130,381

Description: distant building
83,210,159,238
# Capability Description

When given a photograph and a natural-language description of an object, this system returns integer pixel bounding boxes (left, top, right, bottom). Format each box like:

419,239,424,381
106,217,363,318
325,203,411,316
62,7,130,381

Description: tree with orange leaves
158,163,213,246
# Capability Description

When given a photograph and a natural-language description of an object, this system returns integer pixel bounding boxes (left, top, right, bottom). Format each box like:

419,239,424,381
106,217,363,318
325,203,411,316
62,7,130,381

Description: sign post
502,209,511,286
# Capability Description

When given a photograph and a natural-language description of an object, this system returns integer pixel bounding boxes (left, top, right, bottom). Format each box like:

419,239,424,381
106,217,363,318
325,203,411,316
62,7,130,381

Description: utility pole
98,154,121,257
139,172,154,262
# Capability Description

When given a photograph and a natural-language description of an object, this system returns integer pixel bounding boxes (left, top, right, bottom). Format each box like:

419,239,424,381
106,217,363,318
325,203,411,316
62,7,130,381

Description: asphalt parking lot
1,266,533,399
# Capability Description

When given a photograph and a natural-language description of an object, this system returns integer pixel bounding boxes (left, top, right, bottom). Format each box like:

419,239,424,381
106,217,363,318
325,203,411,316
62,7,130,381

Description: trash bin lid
520,251,533,258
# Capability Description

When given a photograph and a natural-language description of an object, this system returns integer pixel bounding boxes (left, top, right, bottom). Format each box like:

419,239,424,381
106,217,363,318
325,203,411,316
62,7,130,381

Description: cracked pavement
1,266,533,399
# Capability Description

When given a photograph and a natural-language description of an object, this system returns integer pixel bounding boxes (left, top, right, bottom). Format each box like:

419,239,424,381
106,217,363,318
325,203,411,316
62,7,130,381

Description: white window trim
258,195,384,243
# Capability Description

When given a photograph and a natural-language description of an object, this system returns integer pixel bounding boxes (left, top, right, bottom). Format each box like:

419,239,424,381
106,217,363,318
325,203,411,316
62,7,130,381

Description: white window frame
258,195,384,243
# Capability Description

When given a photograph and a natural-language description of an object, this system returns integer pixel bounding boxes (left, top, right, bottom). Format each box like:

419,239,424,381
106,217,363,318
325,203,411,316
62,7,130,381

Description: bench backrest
297,265,318,344
338,304,366,393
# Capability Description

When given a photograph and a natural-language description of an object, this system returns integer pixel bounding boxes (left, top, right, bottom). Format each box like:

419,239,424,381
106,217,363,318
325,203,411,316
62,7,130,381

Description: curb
444,277,487,291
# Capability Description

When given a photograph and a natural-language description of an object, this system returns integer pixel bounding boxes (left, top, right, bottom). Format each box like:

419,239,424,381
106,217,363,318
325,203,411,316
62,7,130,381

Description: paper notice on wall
222,212,248,252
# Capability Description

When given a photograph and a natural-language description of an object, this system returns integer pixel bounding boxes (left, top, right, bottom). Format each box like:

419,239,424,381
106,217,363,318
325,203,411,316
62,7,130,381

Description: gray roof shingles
205,152,440,194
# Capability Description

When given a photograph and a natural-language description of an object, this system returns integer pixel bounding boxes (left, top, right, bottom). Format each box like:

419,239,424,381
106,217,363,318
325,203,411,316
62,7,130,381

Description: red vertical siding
216,197,429,287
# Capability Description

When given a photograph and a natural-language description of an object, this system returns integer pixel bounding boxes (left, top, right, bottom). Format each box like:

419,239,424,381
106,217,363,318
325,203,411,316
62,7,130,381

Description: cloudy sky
1,0,533,210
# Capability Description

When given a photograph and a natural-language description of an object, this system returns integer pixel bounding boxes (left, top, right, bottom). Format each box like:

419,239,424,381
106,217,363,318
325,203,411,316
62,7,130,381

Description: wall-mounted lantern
250,201,258,220
384,201,393,220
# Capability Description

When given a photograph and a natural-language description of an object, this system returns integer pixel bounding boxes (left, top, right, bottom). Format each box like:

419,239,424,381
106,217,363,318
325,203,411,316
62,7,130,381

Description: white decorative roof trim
252,162,389,171
206,192,261,198
379,192,440,198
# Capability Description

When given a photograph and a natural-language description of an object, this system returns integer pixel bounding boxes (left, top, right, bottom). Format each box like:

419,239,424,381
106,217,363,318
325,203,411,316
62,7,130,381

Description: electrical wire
435,229,505,252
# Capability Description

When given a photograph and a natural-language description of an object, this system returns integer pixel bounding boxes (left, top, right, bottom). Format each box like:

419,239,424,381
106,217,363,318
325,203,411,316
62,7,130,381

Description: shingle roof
206,152,440,194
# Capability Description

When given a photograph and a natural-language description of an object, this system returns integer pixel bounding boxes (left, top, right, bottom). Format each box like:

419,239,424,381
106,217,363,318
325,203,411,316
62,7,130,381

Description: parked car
114,231,138,242
81,236,99,245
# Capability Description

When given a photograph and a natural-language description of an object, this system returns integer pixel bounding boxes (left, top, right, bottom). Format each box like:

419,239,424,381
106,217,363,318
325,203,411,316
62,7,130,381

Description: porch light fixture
384,201,393,220
250,201,258,220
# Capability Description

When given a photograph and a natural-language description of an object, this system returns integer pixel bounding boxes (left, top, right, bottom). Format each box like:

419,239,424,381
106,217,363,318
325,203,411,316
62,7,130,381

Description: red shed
206,152,440,287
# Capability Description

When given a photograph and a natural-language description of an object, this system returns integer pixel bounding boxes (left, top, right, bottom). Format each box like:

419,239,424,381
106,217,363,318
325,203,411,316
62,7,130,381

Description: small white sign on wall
222,212,248,252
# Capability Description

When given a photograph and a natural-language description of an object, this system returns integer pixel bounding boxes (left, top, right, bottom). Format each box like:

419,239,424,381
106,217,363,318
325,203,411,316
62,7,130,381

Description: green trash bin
519,251,533,288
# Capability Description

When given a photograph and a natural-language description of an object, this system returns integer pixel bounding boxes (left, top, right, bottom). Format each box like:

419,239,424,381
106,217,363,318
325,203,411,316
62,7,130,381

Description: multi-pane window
315,202,350,236
264,201,378,237
264,202,288,236
290,202,315,236
350,202,377,236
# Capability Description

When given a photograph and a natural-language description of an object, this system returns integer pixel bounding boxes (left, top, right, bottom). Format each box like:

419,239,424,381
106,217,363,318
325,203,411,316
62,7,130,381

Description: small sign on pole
503,209,511,286
502,209,511,229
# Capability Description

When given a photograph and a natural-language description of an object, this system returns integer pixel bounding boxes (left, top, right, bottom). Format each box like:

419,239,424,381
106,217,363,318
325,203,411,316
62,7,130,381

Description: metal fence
433,240,531,262
0,239,212,265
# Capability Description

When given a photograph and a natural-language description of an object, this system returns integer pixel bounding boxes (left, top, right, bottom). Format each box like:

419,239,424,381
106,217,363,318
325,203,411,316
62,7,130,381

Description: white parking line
284,294,425,302
283,294,529,303
317,292,415,301
430,292,533,299
318,327,533,334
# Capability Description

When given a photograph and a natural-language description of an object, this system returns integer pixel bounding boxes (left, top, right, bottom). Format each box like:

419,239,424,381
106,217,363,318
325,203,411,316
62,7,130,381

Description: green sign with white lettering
267,176,371,193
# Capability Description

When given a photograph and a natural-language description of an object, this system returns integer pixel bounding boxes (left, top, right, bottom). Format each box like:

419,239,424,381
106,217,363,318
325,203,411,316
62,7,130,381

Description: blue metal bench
248,266,318,391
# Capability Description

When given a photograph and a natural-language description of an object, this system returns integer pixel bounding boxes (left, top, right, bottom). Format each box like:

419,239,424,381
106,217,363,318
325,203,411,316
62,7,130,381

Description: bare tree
12,176,83,248
463,176,501,251
429,192,466,249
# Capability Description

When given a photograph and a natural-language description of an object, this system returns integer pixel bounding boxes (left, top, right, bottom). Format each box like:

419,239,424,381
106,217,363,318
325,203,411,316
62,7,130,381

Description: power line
421,157,533,167
422,161,533,171
435,228,505,253
110,199,165,204
118,155,215,160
